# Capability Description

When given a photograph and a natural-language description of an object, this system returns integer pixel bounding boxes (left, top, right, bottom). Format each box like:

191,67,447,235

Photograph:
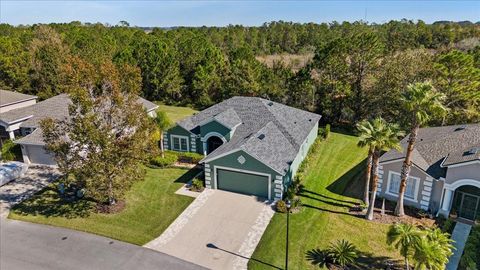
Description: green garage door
217,169,269,198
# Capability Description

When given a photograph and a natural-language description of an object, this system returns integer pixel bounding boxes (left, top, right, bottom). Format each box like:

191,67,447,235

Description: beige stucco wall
0,99,36,113
445,162,480,185
379,160,438,210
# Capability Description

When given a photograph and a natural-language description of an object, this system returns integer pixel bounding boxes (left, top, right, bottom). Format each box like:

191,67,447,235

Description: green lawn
156,104,197,123
248,132,400,270
9,167,198,245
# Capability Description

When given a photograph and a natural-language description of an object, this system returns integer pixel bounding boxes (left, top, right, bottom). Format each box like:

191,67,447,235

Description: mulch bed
349,198,436,228
96,200,126,214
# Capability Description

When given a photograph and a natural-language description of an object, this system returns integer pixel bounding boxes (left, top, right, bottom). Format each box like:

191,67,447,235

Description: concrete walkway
145,189,275,270
0,219,206,270
446,222,472,270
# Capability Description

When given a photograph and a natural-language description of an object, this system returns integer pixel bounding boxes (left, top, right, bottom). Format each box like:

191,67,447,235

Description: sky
0,1,479,27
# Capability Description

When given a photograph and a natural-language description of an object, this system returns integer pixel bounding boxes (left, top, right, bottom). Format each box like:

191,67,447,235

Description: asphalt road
0,219,207,270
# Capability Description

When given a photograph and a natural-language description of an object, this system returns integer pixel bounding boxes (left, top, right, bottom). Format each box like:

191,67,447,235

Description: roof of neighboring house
0,93,158,146
380,123,480,178
14,128,45,145
178,96,321,175
0,90,37,107
0,94,71,126
138,97,159,112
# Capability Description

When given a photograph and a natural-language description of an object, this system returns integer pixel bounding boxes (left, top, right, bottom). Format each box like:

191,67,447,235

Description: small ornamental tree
41,61,156,206
154,110,172,158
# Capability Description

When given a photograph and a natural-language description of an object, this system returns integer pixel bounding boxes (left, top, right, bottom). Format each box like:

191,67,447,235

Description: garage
216,168,269,199
22,145,56,165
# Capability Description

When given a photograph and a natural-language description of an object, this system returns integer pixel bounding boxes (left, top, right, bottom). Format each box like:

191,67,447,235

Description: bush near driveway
460,225,480,270
249,133,402,270
150,151,178,168
9,167,199,245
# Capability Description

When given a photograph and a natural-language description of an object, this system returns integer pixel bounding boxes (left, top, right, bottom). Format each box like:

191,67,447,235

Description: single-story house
164,96,321,201
0,90,158,165
378,123,480,221
0,90,38,139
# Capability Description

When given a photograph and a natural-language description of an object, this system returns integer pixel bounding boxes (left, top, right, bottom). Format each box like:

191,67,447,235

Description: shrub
190,178,204,192
150,152,178,168
325,240,359,267
460,225,480,270
1,139,21,161
170,151,203,164
440,218,456,234
276,200,288,213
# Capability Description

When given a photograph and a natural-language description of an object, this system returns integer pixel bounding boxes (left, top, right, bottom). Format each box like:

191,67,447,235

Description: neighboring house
165,96,321,201
378,124,480,222
0,90,38,140
0,90,158,165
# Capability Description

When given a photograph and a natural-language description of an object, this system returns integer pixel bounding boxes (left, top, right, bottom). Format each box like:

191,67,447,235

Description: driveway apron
145,189,275,270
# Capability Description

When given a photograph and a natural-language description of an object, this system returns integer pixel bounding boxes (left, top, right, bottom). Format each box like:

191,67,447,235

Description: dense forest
0,20,479,128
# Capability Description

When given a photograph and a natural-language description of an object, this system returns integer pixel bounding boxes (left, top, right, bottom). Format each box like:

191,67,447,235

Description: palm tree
412,229,454,270
364,118,404,220
356,120,376,206
154,110,172,158
386,223,422,270
395,82,447,216
325,240,359,267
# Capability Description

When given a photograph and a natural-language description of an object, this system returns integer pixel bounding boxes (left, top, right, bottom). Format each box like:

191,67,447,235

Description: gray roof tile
4,94,157,146
179,96,321,175
380,123,480,178
0,90,37,107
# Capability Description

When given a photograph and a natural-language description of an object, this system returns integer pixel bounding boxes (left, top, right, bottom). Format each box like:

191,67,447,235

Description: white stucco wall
21,144,56,165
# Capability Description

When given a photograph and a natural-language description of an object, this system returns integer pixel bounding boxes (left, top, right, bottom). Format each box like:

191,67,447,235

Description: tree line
0,20,479,129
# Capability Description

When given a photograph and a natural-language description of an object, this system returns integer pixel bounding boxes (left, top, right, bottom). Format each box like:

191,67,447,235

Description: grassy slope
249,133,399,270
9,168,197,245
156,104,198,123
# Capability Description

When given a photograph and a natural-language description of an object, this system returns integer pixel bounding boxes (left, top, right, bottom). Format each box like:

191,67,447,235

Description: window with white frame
387,172,418,200
171,135,188,151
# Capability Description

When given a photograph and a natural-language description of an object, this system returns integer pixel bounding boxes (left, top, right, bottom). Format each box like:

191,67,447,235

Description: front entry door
459,193,479,221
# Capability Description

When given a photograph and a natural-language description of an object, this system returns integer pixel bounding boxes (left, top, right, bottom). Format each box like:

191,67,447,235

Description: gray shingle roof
178,96,321,174
14,128,45,145
138,97,159,112
1,94,157,146
0,90,37,107
380,123,480,178
0,94,70,125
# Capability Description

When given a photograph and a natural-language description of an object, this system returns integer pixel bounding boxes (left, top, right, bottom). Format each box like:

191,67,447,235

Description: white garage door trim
213,165,271,200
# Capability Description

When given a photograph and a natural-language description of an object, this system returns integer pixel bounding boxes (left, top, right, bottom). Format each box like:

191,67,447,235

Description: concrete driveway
0,165,60,218
0,219,205,270
145,189,275,270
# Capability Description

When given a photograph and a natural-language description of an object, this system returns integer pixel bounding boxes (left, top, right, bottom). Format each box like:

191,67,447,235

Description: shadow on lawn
173,167,202,184
206,243,282,269
326,158,366,200
11,186,95,219
306,248,403,270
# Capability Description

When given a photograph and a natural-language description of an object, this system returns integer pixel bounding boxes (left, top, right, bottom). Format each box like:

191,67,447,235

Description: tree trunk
405,257,410,270
108,179,115,205
394,124,419,216
160,132,165,158
363,148,373,206
366,151,379,220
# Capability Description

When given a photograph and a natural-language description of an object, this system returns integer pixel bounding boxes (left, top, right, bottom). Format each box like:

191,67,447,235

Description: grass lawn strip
248,132,401,270
156,104,198,123
9,168,199,245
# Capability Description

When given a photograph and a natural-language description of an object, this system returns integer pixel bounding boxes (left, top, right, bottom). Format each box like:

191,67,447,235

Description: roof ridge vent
466,147,480,155
454,125,466,131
